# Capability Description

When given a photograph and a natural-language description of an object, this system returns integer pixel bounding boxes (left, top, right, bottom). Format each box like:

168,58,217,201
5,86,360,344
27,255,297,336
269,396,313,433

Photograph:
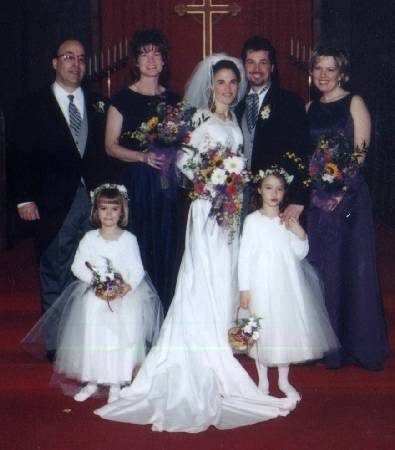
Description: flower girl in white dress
239,168,339,401
23,184,162,403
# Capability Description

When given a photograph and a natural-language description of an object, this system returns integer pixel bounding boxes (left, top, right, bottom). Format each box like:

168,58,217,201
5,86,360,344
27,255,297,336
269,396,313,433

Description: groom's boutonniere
93,101,106,114
260,104,271,120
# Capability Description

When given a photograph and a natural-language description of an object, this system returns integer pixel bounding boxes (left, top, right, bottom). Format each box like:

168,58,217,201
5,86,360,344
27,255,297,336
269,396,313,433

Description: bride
95,54,297,433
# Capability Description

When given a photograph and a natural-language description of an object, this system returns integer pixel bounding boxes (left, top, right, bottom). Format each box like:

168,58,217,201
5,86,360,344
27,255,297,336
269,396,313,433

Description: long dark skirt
307,182,389,370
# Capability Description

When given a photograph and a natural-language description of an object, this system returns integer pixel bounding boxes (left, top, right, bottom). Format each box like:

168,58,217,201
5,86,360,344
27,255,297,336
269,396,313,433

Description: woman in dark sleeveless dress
105,29,186,313
306,47,389,370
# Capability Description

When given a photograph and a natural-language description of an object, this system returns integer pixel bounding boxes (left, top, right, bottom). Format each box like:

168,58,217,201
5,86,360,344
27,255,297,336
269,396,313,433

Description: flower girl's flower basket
85,259,124,311
228,307,261,354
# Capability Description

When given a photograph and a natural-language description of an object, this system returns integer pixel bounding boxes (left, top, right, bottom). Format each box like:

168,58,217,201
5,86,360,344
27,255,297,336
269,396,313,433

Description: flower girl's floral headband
253,166,294,185
90,184,129,202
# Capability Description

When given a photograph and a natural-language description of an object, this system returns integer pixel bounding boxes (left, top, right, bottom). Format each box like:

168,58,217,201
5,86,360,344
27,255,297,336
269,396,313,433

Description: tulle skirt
22,276,163,388
249,260,339,366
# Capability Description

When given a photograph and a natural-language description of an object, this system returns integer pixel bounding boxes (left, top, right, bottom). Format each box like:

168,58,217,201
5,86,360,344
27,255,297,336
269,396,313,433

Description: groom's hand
280,204,304,225
17,202,40,221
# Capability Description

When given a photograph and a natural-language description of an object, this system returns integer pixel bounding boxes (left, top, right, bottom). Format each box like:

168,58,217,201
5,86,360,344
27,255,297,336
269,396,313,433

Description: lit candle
107,73,111,97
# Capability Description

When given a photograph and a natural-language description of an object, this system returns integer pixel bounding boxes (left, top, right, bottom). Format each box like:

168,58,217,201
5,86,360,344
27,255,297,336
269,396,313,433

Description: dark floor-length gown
111,87,187,313
307,94,389,370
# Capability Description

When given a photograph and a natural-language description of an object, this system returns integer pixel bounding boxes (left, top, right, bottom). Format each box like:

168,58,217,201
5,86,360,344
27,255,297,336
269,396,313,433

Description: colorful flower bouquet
121,101,195,176
182,143,250,239
228,310,261,353
308,134,367,210
85,258,124,311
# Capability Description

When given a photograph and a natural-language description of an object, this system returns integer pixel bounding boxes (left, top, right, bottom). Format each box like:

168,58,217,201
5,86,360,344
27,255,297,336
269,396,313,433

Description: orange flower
325,162,340,177
146,116,158,129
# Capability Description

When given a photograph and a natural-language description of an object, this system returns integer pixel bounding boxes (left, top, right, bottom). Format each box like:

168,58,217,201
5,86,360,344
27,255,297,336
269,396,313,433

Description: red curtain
100,0,312,100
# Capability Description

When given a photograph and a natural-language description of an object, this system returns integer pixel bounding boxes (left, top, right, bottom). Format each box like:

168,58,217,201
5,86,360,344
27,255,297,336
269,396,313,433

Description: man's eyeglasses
57,53,86,64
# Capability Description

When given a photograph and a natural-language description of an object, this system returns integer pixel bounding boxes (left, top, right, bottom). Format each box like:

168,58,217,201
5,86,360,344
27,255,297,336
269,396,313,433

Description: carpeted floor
1,223,394,450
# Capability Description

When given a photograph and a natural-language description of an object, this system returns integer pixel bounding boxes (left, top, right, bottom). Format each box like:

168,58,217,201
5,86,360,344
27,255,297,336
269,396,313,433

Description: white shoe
74,383,98,402
278,381,302,402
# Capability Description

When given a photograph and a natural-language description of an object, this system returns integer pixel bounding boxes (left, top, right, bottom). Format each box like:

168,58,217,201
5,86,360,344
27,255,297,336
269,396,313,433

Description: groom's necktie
246,92,259,133
68,94,82,137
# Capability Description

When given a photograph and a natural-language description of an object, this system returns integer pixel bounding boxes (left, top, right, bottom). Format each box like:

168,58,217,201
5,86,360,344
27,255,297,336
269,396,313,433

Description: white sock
255,361,269,395
108,384,121,403
74,383,98,402
278,365,301,401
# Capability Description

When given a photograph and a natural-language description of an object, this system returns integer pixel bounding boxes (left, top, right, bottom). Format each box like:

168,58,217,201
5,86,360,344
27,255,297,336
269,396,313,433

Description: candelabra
87,39,129,96
288,37,310,71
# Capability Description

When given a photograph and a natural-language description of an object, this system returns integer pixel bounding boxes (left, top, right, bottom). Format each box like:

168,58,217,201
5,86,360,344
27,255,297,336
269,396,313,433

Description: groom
12,39,110,321
236,36,309,221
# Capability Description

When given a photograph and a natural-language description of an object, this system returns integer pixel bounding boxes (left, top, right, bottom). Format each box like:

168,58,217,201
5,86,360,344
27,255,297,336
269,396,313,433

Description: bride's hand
144,152,166,170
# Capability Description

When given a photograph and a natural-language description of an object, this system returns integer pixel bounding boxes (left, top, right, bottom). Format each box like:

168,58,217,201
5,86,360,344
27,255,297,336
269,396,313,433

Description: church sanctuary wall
99,0,313,101
317,0,395,226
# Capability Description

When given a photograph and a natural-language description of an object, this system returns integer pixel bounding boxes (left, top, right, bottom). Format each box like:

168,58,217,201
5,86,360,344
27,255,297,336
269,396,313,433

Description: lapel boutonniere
93,101,106,114
260,104,271,120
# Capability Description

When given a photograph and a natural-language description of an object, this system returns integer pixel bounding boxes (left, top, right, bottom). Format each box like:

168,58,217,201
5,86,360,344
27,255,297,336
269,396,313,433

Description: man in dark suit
236,36,309,222
12,39,110,319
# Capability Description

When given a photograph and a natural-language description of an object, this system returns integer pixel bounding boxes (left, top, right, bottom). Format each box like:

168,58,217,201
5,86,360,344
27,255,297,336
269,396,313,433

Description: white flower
206,184,216,197
252,331,260,340
90,184,129,201
260,105,271,120
93,101,106,114
105,272,115,281
223,156,244,174
322,173,335,183
254,166,294,185
242,325,252,334
211,168,227,185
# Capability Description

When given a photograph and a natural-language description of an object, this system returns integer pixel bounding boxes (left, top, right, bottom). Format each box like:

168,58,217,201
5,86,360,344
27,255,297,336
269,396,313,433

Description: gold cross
175,1,241,58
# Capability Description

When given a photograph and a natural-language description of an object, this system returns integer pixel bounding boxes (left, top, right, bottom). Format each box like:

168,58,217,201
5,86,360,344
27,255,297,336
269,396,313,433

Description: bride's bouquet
121,100,195,176
85,258,124,311
182,143,250,239
309,134,367,210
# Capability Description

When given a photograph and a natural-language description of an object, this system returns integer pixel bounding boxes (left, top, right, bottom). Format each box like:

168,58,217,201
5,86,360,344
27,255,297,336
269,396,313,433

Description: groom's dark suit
236,84,309,205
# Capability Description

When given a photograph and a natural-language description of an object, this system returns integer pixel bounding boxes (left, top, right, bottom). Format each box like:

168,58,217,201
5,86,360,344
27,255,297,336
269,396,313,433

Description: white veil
184,53,247,110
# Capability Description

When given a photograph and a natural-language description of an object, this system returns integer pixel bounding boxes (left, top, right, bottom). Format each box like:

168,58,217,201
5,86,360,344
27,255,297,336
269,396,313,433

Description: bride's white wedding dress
95,110,295,432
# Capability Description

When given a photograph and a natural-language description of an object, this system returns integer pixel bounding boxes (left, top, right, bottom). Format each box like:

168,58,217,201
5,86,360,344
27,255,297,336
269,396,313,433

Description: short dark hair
241,36,276,65
52,38,85,59
130,28,169,84
309,46,350,84
91,188,128,228
212,59,241,82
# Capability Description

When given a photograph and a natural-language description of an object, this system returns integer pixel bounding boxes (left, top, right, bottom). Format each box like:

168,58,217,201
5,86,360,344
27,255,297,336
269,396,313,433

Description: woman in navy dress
306,46,389,370
105,29,186,313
